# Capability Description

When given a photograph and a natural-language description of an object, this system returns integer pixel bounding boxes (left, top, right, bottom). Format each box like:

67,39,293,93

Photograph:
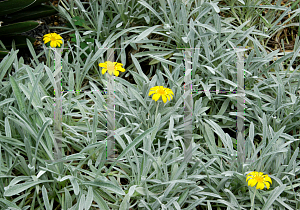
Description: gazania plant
246,171,272,210
1,0,300,209
43,32,63,48
148,85,174,103
246,171,272,190
99,61,126,77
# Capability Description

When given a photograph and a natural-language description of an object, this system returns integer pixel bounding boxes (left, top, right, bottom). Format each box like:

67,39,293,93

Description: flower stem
48,48,51,68
251,188,257,210
155,101,160,123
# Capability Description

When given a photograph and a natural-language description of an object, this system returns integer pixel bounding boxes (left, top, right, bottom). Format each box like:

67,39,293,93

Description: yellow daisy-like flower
43,33,63,48
99,61,125,77
148,86,174,103
246,171,272,190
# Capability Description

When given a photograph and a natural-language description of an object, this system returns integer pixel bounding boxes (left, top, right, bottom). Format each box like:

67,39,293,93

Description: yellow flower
148,86,174,103
246,171,272,190
99,61,125,77
43,33,63,48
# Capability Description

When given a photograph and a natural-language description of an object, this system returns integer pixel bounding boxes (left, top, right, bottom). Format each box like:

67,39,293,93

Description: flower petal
264,181,270,189
43,38,50,44
256,182,264,190
99,62,107,68
108,69,113,76
148,91,156,96
152,94,160,101
107,62,115,71
166,94,170,101
43,34,51,38
56,34,63,40
150,86,159,91
264,176,272,184
106,61,114,65
248,179,256,187
246,176,253,182
162,95,167,103
167,89,174,95
50,41,56,48
116,66,125,72
102,68,107,75
114,70,120,77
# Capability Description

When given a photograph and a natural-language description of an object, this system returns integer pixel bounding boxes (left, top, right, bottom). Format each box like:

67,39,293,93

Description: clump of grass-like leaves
0,0,300,209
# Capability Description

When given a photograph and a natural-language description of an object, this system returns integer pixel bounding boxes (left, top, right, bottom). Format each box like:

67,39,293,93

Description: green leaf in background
0,21,39,35
0,0,35,16
3,5,57,24
80,42,88,49
69,33,77,42
0,48,10,58
85,38,95,43
72,16,86,27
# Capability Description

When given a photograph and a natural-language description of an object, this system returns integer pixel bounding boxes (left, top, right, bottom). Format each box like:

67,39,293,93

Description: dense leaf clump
0,0,300,209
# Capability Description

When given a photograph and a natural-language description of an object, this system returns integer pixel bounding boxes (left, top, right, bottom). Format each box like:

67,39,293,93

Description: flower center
255,176,263,182
51,37,56,41
158,89,165,95
107,63,115,71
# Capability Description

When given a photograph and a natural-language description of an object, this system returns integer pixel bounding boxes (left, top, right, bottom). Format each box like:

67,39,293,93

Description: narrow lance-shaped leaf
10,76,25,113
4,180,52,197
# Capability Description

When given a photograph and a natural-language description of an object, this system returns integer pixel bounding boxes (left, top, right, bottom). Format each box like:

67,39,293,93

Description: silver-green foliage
0,0,300,209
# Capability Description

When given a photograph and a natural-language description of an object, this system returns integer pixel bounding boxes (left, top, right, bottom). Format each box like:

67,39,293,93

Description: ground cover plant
0,0,300,209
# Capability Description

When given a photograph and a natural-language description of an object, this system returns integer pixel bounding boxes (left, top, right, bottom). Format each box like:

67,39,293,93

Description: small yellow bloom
99,61,125,77
148,86,174,103
43,33,63,48
246,171,272,190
